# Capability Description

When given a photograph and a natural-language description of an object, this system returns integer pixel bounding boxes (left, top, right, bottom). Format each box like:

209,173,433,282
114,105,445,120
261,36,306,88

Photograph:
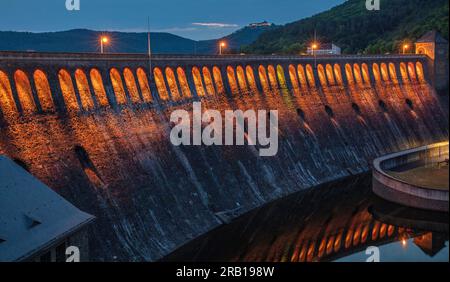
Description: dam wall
0,52,448,261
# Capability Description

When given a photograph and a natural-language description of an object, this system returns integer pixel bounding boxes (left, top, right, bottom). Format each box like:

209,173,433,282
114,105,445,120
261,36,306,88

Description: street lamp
311,43,318,69
219,41,226,55
403,44,409,55
100,36,109,54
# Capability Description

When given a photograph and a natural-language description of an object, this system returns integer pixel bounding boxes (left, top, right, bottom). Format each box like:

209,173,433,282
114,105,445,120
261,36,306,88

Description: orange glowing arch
33,69,54,112
0,70,18,118
165,67,182,101
90,69,109,107
202,67,216,96
192,67,206,97
177,67,192,98
212,66,225,95
226,66,239,94
258,65,271,92
110,68,128,105
75,69,95,110
154,67,169,101
136,68,153,103
14,70,37,114
123,68,142,103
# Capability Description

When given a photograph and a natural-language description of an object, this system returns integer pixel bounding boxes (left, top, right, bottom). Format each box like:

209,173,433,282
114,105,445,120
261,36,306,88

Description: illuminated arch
361,63,371,86
267,65,279,90
89,69,109,107
276,65,288,89
326,236,335,255
33,69,54,112
226,66,239,94
236,66,249,93
380,224,387,238
372,63,382,83
297,65,308,89
0,70,18,118
258,65,271,92
318,238,327,258
334,232,343,252
326,64,335,86
192,67,206,97
288,65,300,89
333,64,343,86
123,68,142,103
399,63,409,83
317,64,327,87
75,69,95,110
306,242,316,262
212,66,225,94
416,62,425,83
305,64,316,88
380,63,389,82
408,62,417,82
388,63,398,84
202,67,216,96
345,64,354,85
177,67,192,98
361,225,370,243
353,64,364,87
245,66,258,91
14,70,37,114
58,69,79,111
165,67,182,100
136,68,153,103
345,230,353,249
110,68,127,105
153,67,169,101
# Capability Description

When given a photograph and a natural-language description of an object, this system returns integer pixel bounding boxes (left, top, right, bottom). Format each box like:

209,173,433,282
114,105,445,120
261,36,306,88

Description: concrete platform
372,142,449,212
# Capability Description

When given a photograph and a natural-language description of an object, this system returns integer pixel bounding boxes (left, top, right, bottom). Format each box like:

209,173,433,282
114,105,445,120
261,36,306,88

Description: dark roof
416,31,448,44
0,156,95,262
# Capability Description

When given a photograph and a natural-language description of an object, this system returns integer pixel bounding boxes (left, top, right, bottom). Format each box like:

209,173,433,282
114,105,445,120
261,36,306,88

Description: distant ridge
0,24,277,55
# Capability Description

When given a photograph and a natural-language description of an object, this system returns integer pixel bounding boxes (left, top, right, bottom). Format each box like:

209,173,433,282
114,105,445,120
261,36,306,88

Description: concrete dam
0,51,448,261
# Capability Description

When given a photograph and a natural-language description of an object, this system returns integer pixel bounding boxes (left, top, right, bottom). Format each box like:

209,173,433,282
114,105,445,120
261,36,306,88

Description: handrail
0,50,427,62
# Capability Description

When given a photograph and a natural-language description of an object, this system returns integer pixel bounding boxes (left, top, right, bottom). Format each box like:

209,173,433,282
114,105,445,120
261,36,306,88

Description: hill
0,24,276,54
0,29,197,54
196,24,278,54
243,0,449,54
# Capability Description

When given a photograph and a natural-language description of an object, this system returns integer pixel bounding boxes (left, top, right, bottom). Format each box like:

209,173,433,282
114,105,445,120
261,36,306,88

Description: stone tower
415,31,449,92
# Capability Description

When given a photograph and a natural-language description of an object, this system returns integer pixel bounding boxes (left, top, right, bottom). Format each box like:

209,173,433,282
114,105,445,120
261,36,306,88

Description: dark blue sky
0,0,344,40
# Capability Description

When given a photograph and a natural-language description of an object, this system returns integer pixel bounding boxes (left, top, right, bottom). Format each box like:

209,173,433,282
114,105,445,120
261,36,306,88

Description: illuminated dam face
0,52,448,261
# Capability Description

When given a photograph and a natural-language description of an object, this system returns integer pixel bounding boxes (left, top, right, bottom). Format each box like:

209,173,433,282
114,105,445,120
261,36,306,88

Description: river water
163,173,449,262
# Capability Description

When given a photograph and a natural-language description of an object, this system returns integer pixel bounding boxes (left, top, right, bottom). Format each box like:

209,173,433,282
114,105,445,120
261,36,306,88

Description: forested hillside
243,0,448,54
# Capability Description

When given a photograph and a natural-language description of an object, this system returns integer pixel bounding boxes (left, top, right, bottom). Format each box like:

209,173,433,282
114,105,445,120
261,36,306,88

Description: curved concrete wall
0,52,448,261
373,142,449,212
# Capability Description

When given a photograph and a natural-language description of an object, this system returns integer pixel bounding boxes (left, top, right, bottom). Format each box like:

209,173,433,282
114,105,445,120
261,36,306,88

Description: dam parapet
0,51,448,261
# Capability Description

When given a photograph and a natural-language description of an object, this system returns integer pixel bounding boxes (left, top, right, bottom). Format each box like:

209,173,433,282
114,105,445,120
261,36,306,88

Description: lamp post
312,43,318,69
219,42,226,55
100,36,109,54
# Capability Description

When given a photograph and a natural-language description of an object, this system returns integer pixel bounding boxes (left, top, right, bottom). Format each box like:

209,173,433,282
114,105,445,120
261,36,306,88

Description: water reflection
163,174,449,262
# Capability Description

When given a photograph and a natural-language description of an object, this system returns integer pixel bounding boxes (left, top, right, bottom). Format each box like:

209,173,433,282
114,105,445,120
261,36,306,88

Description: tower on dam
415,31,449,93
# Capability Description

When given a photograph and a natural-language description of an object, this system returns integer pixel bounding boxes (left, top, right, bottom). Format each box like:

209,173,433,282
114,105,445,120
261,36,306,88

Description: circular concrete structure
372,142,449,212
